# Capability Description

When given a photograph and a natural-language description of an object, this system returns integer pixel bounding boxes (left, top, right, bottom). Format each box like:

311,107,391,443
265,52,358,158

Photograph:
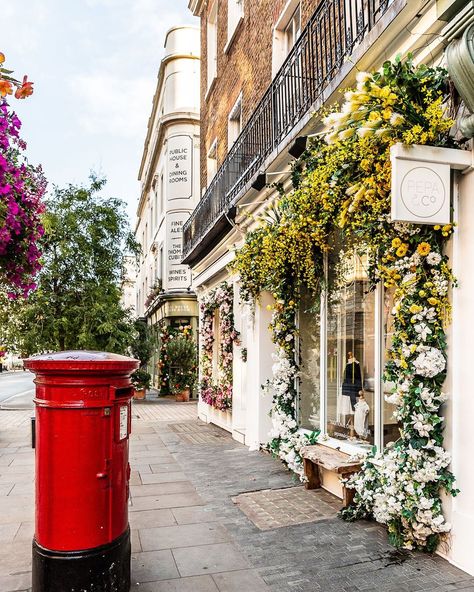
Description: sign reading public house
391,145,451,225
167,135,192,200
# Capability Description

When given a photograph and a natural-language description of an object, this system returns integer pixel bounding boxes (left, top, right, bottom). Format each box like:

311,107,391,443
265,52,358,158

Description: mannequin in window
341,351,362,411
354,390,370,438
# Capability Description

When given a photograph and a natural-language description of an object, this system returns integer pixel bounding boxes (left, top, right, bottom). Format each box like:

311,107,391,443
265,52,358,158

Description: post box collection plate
119,405,128,440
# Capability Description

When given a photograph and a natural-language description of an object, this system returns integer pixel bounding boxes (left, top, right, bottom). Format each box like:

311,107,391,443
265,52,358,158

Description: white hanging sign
391,155,451,225
390,143,474,225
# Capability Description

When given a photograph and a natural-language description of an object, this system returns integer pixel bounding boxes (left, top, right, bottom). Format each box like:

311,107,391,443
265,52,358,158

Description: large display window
298,290,321,430
298,247,400,452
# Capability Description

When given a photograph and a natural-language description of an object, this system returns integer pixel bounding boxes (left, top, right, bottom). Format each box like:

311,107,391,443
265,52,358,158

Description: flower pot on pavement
175,388,190,403
133,388,146,400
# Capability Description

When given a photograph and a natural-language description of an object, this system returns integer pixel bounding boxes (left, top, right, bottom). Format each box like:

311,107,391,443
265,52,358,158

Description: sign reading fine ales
165,211,190,290
167,135,193,200
390,144,451,225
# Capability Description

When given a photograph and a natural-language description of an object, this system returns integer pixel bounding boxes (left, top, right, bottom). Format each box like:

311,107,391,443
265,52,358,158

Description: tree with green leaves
0,175,138,355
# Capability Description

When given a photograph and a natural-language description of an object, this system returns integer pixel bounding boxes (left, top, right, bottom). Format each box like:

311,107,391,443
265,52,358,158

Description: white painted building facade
135,25,201,387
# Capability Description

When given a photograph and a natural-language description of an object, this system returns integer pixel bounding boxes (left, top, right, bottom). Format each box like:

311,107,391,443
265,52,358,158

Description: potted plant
129,319,155,399
131,368,151,400
165,334,197,402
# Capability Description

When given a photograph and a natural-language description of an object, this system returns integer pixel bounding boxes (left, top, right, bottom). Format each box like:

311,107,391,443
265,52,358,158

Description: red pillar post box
24,351,139,592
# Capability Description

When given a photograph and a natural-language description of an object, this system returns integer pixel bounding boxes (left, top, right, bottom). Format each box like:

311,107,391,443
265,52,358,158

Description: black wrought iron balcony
183,0,394,265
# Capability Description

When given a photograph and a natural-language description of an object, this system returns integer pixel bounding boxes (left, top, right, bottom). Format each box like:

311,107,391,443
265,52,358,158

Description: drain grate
232,486,341,530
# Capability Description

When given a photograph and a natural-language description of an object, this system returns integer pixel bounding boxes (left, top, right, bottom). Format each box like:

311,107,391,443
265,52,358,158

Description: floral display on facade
199,282,239,411
0,52,46,299
232,57,458,551
158,323,193,394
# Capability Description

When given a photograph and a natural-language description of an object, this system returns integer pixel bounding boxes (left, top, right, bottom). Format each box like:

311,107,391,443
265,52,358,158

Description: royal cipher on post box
24,351,139,592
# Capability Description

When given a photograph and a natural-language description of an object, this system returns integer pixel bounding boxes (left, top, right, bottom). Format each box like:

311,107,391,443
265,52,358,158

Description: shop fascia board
390,143,474,172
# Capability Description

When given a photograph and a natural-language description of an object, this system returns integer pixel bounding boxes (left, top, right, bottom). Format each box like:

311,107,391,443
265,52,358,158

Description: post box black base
32,527,131,592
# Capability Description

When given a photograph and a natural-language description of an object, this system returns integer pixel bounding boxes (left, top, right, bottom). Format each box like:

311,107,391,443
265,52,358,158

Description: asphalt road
0,371,35,409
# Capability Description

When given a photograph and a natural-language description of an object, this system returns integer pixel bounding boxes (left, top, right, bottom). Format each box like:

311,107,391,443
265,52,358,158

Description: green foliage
0,175,138,355
130,319,155,367
130,368,151,390
165,334,197,394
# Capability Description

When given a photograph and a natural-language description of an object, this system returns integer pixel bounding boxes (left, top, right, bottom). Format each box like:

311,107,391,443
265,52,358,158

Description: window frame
228,93,243,149
206,1,218,92
271,0,302,77
224,0,244,53
298,253,389,455
207,138,218,186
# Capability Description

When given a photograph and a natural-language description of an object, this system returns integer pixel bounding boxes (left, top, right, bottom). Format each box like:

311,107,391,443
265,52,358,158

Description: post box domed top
24,350,139,373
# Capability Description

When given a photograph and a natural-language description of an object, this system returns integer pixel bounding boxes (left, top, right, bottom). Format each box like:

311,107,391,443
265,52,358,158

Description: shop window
326,248,375,451
272,1,301,76
207,2,218,91
383,288,399,446
299,289,321,430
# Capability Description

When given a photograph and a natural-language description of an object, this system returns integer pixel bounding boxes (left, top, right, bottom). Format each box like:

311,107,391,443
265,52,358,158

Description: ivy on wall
231,57,459,551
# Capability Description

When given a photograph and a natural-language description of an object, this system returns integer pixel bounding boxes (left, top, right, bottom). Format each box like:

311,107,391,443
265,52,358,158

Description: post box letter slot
114,387,133,399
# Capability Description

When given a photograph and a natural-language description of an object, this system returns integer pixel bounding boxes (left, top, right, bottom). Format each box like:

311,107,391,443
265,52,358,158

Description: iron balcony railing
183,0,393,263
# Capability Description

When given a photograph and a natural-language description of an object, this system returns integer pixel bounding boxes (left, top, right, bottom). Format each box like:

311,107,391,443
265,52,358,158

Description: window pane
299,290,321,430
383,288,400,446
326,249,375,450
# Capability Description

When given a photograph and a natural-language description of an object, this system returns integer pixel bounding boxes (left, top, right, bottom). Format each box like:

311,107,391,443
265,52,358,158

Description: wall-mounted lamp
251,173,267,191
288,135,308,158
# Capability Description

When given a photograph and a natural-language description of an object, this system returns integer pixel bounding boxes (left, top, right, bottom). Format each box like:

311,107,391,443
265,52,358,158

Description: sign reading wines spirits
390,144,452,225
167,135,193,200
165,211,191,291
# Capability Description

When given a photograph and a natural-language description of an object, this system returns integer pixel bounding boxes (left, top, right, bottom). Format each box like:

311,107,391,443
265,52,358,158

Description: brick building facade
195,0,322,189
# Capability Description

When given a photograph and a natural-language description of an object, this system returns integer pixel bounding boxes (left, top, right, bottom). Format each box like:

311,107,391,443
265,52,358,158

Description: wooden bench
300,444,361,507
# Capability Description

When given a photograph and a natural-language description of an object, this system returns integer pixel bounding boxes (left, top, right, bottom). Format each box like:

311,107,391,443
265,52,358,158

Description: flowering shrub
0,53,45,298
232,57,458,551
199,282,239,411
158,324,193,394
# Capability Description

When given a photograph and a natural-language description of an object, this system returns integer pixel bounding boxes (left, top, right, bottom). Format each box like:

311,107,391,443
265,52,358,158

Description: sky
1,0,197,226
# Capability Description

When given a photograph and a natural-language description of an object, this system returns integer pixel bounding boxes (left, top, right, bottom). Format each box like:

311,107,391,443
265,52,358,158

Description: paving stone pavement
1,401,474,591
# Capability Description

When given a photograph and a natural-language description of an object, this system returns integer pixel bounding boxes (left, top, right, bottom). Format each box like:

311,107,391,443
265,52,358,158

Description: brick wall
198,0,323,190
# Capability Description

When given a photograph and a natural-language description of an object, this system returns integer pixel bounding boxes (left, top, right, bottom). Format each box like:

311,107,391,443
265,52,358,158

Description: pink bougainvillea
0,54,46,298
199,282,239,411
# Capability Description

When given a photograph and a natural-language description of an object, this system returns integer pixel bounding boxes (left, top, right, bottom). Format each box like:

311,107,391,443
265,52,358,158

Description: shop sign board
391,156,451,225
165,211,191,290
167,135,192,201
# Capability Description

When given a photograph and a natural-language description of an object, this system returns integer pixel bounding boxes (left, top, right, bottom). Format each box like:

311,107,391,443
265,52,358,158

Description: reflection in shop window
299,289,321,430
326,248,375,450
383,288,399,446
